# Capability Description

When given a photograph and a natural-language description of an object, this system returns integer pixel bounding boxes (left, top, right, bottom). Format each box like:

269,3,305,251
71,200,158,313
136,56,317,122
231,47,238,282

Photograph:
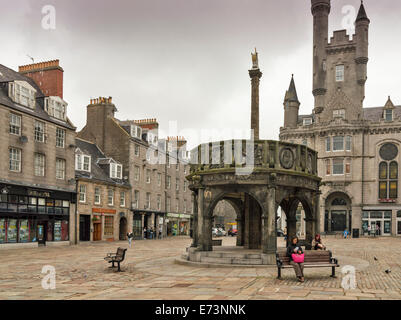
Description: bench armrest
276,255,283,267
330,257,339,265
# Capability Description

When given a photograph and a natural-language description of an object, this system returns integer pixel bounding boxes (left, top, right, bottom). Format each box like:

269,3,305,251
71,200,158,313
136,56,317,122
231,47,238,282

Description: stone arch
322,189,354,203
324,191,352,233
204,187,266,219
119,216,128,240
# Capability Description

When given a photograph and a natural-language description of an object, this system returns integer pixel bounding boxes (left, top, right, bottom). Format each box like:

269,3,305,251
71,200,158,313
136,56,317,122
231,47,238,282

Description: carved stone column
328,210,332,233
191,192,199,248
249,53,262,140
196,188,205,250
314,192,321,235
262,187,277,254
202,213,213,251
236,212,244,247
286,217,297,247
243,193,250,248
304,217,316,250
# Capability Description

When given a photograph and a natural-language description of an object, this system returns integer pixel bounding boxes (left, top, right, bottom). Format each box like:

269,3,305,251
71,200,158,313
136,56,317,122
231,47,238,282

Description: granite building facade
77,98,193,239
280,1,401,237
0,60,77,248
75,138,131,243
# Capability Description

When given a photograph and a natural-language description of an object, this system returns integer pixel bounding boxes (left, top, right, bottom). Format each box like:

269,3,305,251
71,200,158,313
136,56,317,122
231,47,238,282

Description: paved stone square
0,236,400,300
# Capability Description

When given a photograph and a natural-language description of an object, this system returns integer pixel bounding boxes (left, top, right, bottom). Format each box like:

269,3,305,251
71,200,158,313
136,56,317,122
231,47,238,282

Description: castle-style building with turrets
280,0,401,237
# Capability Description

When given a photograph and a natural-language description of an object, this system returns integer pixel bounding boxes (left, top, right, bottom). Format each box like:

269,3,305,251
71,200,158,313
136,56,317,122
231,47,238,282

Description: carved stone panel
279,148,294,169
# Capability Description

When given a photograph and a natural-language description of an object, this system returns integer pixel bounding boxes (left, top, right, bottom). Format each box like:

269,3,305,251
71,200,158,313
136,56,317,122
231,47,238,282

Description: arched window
379,160,398,199
389,162,398,199
332,198,347,206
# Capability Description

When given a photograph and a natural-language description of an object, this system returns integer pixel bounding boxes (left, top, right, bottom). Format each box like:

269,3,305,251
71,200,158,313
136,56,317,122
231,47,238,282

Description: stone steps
203,252,262,259
200,255,263,265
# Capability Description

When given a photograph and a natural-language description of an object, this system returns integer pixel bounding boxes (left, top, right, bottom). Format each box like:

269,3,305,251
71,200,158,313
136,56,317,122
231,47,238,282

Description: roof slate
0,64,75,130
75,138,130,187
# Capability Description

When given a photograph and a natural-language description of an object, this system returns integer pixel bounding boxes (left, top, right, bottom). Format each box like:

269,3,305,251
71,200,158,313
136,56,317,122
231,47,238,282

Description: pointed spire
284,74,300,104
356,0,370,23
384,96,395,109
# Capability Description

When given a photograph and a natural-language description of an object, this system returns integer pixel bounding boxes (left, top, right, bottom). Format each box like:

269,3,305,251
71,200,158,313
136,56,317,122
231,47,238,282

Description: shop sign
92,208,116,214
159,217,164,224
179,214,191,219
167,213,179,218
28,190,51,198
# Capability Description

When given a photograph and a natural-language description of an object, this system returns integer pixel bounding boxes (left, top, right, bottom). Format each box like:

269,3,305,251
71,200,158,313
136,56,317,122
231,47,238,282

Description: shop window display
29,220,37,242
7,219,17,243
18,220,29,243
54,220,62,241
0,218,6,243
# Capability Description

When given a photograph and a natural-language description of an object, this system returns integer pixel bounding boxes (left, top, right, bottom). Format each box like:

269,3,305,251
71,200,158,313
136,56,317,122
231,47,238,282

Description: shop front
0,184,73,247
178,214,191,235
362,209,396,236
166,213,179,236
131,210,166,239
397,211,401,236
92,208,116,241
132,213,143,239
166,213,191,236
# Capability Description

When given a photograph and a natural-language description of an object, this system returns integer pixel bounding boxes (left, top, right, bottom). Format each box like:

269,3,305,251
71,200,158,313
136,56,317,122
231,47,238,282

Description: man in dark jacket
287,236,304,282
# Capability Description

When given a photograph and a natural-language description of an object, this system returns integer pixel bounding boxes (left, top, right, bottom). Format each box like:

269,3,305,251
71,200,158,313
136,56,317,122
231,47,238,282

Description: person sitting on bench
312,234,326,250
286,236,305,283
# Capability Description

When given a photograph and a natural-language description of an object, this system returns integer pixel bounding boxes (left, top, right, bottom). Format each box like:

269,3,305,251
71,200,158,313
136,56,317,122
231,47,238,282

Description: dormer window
303,118,313,126
333,109,345,119
336,65,344,82
8,81,36,108
385,109,393,122
130,125,142,139
44,96,67,121
110,163,122,179
146,132,158,146
75,154,91,172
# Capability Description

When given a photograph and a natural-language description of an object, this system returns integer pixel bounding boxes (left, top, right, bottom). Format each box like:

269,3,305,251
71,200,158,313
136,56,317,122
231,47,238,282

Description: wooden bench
104,247,127,272
276,250,339,279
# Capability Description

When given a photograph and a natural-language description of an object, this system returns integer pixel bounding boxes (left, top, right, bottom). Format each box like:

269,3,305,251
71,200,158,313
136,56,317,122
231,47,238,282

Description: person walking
143,227,147,240
367,224,371,236
127,231,134,248
286,236,305,283
159,225,163,239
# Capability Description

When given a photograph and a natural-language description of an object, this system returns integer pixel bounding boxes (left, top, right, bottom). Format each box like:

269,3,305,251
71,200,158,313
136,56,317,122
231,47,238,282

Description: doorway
119,217,127,240
37,223,46,245
93,222,102,241
79,215,90,241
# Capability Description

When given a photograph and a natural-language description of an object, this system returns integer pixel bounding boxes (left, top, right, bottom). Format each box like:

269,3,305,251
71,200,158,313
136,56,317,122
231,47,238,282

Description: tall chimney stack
18,59,64,98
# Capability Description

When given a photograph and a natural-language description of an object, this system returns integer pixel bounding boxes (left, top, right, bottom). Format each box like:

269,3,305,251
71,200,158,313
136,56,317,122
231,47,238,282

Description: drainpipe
361,129,365,225
75,179,78,245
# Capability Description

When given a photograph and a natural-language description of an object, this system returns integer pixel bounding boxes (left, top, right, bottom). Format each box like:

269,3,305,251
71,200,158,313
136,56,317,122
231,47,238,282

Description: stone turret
355,1,370,105
283,75,300,128
311,0,330,115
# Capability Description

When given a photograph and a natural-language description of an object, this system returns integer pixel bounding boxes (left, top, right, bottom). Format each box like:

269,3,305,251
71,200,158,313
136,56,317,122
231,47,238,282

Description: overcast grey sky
2,0,401,149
